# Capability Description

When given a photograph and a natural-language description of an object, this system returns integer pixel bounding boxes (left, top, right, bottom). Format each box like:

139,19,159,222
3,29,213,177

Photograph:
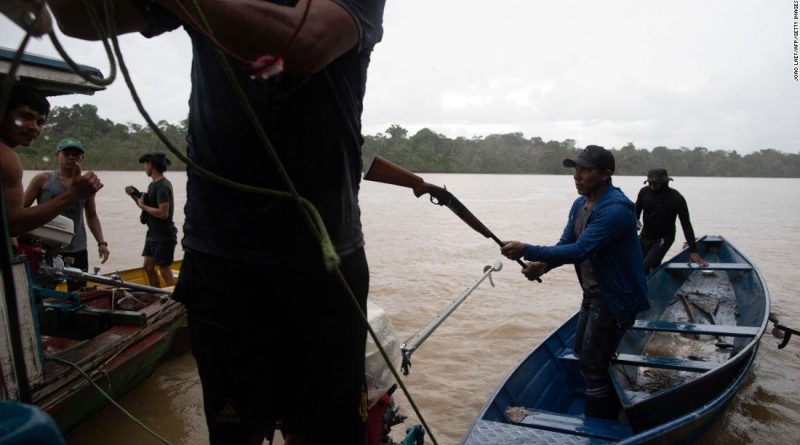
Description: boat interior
479,236,767,442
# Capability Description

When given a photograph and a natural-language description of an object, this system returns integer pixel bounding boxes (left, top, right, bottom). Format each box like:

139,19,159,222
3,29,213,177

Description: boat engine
16,215,75,289
364,301,415,445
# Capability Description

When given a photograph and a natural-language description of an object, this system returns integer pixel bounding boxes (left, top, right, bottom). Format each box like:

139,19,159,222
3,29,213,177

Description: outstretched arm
2,155,102,236
47,0,149,38
22,172,47,207
48,0,359,74
84,195,109,263
676,196,707,266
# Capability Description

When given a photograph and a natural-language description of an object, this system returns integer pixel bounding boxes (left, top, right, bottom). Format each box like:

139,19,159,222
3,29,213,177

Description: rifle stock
363,156,432,198
364,157,491,237
363,156,541,282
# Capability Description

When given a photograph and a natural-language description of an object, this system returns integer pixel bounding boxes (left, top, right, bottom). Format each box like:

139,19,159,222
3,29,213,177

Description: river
22,170,799,445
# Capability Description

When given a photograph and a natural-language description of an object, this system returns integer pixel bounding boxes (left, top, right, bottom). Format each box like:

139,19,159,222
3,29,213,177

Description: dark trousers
639,234,675,274
574,296,626,420
173,248,370,445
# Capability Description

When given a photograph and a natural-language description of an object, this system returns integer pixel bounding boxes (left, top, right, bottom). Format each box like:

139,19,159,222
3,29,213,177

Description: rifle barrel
364,156,540,281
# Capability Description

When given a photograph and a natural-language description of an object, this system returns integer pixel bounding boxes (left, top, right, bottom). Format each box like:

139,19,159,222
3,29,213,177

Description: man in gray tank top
24,138,109,290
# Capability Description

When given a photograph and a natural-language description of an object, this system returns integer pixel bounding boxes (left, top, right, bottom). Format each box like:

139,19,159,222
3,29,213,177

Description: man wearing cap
24,137,110,290
501,145,648,420
636,168,707,274
1,85,103,239
125,152,177,287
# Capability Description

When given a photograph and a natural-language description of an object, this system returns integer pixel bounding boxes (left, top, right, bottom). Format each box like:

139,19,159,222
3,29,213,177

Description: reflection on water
23,172,797,445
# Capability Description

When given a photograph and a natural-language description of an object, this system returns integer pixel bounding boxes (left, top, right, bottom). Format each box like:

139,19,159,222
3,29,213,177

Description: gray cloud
2,0,798,153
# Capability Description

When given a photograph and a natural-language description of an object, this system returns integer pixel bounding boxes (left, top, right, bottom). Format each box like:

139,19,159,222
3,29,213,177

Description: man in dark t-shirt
49,1,386,443
125,152,177,286
636,168,708,273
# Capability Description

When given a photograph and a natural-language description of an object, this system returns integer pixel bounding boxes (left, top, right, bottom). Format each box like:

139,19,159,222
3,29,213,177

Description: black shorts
172,248,370,444
142,238,176,266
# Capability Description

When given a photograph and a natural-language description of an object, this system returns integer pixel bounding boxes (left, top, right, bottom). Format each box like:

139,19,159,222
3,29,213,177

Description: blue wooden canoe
462,235,768,445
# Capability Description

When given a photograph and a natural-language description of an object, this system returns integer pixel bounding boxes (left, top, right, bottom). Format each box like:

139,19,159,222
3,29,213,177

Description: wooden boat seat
631,320,760,337
510,409,634,441
613,353,718,372
664,262,753,271
559,351,719,373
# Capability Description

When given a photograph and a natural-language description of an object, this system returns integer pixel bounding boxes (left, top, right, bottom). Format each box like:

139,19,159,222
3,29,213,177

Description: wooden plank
613,353,718,373
631,320,759,337
560,351,718,373
664,262,752,271
515,410,633,440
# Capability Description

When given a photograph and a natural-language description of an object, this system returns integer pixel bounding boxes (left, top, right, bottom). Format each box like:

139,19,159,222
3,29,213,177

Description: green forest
19,104,800,177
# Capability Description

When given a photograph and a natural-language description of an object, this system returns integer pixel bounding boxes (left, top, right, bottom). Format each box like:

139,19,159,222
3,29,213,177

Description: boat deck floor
465,418,620,445
621,267,742,394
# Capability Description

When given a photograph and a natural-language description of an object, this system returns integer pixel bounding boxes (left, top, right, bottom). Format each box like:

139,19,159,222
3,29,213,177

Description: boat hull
38,313,183,433
1,259,186,435
462,236,767,444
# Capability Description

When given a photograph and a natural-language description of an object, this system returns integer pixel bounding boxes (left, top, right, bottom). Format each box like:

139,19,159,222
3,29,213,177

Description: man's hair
4,85,51,117
139,152,171,173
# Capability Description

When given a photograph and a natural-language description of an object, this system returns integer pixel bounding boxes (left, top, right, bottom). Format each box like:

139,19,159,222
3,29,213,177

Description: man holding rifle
49,1,385,444
501,145,648,420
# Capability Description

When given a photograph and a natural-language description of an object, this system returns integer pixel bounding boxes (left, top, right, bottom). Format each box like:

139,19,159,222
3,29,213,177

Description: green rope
49,356,173,445
48,0,116,86
96,0,339,271
334,267,439,445
76,2,437,442
185,0,341,271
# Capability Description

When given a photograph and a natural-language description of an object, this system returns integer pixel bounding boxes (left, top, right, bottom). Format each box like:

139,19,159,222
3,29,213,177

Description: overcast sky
2,0,799,154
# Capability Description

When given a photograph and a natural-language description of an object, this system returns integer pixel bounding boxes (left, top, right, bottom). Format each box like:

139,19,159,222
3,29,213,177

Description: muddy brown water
21,171,798,445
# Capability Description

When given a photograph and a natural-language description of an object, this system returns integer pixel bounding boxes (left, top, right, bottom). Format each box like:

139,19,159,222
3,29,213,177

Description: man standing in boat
125,152,177,287
23,137,110,290
49,1,386,444
636,168,707,274
501,145,649,420
1,86,103,239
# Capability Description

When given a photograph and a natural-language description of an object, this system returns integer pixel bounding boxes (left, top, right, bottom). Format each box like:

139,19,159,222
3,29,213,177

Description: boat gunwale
461,235,769,444
616,235,769,410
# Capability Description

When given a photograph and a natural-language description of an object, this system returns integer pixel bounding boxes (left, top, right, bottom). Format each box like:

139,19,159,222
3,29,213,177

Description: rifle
363,156,541,282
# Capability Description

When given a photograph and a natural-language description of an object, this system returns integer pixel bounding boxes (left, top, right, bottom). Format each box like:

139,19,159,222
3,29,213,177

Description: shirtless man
1,86,103,239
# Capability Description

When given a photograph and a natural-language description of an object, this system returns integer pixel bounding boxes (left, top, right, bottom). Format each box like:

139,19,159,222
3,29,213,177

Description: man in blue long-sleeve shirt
501,145,649,420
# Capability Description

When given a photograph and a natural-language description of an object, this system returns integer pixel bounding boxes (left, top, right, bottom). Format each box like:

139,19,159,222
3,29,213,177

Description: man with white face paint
0,85,103,238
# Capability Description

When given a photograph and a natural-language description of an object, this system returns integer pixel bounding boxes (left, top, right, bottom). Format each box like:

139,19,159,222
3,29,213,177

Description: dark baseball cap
644,168,673,184
56,138,84,153
563,145,615,172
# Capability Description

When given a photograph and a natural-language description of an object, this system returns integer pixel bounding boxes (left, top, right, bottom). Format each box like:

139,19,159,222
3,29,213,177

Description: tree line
19,104,800,178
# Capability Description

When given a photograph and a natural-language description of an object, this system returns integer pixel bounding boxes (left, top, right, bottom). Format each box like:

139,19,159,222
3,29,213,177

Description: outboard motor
16,215,74,288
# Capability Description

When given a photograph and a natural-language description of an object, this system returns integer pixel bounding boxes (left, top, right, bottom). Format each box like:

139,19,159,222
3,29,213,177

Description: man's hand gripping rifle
363,156,541,282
